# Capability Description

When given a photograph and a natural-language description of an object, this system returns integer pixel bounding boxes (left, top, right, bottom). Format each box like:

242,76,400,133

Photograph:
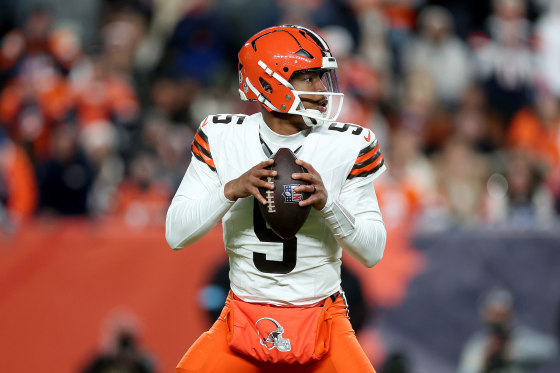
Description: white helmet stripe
258,60,294,89
304,28,329,50
289,25,330,51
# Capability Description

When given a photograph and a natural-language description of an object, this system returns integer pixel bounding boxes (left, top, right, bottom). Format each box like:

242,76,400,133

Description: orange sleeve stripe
349,154,384,175
194,131,211,153
192,143,215,168
354,144,379,164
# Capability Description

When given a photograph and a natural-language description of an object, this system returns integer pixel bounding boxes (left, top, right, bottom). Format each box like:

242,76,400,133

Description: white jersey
167,113,386,305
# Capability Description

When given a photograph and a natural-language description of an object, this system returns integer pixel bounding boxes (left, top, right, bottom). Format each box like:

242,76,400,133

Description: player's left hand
292,159,327,210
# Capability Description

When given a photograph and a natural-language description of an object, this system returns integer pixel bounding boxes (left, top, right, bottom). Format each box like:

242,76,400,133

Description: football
258,148,311,240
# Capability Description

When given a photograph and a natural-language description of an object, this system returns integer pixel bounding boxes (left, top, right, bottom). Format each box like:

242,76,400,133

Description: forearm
165,185,234,249
320,197,386,267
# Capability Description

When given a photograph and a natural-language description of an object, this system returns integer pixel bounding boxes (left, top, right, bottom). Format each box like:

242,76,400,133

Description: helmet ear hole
259,77,273,93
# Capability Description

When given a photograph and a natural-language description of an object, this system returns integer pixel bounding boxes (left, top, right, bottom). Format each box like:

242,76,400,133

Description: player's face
289,70,328,114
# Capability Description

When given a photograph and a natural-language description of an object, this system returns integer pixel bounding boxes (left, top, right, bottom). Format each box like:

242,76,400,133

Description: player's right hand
224,159,276,204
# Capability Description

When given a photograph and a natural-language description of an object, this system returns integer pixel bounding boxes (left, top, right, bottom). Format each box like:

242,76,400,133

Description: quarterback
166,25,387,372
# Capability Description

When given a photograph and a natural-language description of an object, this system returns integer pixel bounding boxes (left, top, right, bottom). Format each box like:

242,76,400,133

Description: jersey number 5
252,199,297,274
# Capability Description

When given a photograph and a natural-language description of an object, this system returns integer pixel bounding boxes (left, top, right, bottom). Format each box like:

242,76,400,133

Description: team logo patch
256,317,291,352
282,184,303,203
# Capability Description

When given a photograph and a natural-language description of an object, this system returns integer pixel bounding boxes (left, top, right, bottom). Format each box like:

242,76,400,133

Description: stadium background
1,0,559,372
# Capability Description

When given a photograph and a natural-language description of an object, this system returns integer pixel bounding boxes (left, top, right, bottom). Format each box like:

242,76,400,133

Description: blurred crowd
1,0,560,235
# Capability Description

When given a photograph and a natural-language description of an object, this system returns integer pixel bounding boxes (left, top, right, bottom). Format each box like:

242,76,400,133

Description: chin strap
302,114,320,127
300,106,323,127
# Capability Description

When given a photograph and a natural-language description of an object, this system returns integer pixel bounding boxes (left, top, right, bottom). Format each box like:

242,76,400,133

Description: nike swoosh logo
364,131,371,142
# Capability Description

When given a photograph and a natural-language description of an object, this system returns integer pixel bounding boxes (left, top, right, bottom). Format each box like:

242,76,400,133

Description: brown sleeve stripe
191,129,216,171
347,154,384,179
194,130,211,157
347,140,384,179
356,139,378,159
192,143,216,171
354,142,379,165
352,148,381,171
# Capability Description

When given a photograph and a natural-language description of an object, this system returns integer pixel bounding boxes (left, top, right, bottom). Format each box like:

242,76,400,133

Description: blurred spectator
18,6,53,57
375,127,434,231
504,151,555,226
0,128,38,232
71,53,139,129
36,124,94,216
431,136,489,226
454,83,503,153
81,329,155,373
139,113,193,190
397,68,437,143
101,12,145,75
166,1,230,86
0,5,54,84
111,152,170,228
134,0,193,74
79,120,124,217
457,288,558,373
148,76,202,126
49,26,84,75
378,0,421,79
402,5,475,106
506,90,560,172
0,29,25,87
483,150,555,228
1,6,86,81
0,56,74,163
346,59,390,143
475,0,535,122
350,0,392,79
20,0,100,46
534,0,560,98
506,90,560,216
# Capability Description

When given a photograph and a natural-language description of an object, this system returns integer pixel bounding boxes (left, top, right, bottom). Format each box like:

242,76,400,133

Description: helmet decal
255,317,292,352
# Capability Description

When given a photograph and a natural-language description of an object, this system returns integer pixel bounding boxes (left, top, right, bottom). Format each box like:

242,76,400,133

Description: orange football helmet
238,25,344,127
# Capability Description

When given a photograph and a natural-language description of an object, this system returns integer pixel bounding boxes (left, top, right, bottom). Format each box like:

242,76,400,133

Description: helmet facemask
287,67,344,127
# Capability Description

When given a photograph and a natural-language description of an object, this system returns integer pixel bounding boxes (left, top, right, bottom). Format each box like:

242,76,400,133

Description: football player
166,24,387,372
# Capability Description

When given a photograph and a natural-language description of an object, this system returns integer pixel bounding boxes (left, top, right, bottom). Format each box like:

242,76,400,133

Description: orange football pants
176,293,376,373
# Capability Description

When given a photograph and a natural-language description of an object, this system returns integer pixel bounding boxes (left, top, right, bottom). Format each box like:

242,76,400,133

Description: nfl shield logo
282,184,303,203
